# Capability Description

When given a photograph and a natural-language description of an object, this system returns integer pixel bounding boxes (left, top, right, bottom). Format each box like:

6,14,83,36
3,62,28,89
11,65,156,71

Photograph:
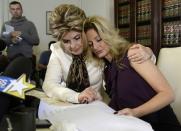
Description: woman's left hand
115,108,138,117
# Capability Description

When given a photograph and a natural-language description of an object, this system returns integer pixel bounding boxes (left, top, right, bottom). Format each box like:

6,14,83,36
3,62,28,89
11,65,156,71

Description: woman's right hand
128,44,153,64
78,87,99,104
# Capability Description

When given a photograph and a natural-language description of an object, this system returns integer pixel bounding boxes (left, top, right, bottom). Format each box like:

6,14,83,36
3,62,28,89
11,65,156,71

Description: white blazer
43,42,103,103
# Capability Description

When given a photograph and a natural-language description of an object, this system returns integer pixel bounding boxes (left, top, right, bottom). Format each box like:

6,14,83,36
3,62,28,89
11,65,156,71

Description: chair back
157,47,181,123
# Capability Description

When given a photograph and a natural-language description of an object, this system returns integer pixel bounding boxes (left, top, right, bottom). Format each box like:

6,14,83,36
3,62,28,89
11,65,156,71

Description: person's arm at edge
127,49,174,117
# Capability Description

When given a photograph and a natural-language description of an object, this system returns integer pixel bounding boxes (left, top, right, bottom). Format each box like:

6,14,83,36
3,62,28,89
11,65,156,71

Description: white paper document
38,100,153,131
2,24,14,36
5,24,14,32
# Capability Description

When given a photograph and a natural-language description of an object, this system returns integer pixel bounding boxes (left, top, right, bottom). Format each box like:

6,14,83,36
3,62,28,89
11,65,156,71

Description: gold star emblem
4,74,35,99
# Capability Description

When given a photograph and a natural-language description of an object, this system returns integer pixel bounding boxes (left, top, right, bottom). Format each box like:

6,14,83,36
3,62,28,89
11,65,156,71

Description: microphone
3,56,32,79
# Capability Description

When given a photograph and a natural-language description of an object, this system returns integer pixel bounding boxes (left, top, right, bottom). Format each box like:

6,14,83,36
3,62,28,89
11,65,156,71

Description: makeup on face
86,29,111,60
62,31,84,55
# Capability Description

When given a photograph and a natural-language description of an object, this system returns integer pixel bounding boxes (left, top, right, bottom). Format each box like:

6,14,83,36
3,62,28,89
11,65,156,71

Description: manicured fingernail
114,111,118,114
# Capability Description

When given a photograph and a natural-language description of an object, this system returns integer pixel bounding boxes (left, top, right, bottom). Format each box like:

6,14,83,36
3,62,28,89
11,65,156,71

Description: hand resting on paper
114,108,139,117
78,87,102,104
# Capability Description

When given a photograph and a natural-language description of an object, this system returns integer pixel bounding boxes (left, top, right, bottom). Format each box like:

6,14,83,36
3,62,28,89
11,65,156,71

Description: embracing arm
43,53,80,103
128,44,156,64
118,49,174,117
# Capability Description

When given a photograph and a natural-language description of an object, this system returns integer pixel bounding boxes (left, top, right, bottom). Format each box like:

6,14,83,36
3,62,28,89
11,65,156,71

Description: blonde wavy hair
49,4,95,61
84,16,132,67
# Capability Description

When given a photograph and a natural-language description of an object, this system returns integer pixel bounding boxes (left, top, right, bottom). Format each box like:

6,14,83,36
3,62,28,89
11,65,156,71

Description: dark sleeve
38,52,45,64
0,39,6,51
21,22,40,46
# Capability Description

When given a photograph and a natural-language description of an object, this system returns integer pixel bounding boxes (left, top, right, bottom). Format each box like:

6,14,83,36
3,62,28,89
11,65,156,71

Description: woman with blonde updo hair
42,4,103,105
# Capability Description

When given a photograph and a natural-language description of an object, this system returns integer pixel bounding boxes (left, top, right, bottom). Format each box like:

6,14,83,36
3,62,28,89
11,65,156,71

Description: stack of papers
38,100,153,131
